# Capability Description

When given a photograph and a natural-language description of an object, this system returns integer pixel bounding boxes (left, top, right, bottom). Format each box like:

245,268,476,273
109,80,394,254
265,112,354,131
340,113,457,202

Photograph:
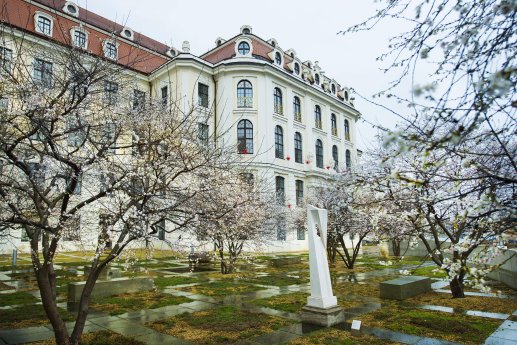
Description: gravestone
379,276,431,300
300,205,344,327
83,266,122,280
270,256,301,267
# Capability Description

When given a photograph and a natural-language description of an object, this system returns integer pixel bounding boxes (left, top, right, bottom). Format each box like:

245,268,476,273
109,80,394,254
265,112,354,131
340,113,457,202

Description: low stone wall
270,256,301,267
387,239,451,257
67,277,154,303
83,266,122,280
487,249,517,290
380,276,431,300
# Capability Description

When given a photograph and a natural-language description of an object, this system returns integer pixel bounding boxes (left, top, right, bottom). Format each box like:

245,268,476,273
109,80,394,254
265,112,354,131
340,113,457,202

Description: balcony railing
315,120,322,129
294,111,302,122
274,103,283,115
237,96,253,108
332,127,338,136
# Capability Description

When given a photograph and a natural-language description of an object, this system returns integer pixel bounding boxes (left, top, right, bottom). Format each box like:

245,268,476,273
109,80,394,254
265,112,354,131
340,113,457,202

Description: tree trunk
449,276,465,298
35,265,69,345
391,239,401,258
69,266,103,344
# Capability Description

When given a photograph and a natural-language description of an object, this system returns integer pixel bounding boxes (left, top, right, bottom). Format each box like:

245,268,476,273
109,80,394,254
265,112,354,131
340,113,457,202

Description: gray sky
78,0,411,150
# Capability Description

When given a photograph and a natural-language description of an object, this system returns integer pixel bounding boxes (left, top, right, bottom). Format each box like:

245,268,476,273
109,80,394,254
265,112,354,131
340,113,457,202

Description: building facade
0,0,361,253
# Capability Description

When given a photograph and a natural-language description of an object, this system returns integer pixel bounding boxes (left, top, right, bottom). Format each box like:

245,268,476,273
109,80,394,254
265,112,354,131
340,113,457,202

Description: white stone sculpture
306,205,338,309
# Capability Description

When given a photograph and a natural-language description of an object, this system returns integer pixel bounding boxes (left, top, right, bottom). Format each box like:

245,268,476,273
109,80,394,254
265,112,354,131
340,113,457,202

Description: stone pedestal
301,305,345,327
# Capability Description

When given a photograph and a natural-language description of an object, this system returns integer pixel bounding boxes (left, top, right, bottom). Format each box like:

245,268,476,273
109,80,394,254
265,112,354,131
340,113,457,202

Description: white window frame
63,1,79,17
34,12,54,37
70,27,88,50
102,39,119,61
235,38,253,57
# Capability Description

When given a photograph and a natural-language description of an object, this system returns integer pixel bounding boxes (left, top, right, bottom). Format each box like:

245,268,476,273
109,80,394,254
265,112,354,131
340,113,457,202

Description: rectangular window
275,176,285,204
67,117,86,147
198,83,209,108
33,59,53,88
73,30,87,49
103,81,118,105
0,47,12,73
276,217,286,241
297,227,305,240
156,219,166,240
295,180,304,205
133,89,146,110
104,42,117,60
102,123,117,153
198,123,209,145
161,86,168,109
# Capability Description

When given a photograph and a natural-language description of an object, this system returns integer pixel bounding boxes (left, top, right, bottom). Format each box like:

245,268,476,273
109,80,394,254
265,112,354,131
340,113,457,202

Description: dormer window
331,84,336,94
275,52,282,65
71,27,88,49
63,2,79,17
35,12,53,37
344,90,349,101
240,25,252,35
238,41,250,55
121,27,134,40
103,40,118,61
315,74,320,85
167,48,177,57
294,63,300,75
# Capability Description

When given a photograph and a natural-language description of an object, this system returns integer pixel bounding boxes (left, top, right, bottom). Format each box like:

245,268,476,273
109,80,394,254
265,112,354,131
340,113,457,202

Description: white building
0,1,360,253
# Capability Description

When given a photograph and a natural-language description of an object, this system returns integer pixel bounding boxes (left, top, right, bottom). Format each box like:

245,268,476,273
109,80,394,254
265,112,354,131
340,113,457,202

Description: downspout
212,73,217,147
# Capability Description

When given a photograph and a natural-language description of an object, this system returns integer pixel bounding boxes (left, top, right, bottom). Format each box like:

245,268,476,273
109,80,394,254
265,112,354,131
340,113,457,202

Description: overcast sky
77,0,413,151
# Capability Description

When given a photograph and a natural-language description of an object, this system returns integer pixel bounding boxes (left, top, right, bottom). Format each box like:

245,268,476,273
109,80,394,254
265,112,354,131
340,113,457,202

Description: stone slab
300,305,345,327
270,256,301,267
67,277,154,303
379,276,431,300
83,266,122,280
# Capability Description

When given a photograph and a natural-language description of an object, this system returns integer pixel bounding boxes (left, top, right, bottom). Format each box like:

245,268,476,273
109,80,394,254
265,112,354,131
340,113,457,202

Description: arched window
237,80,253,108
273,87,283,114
332,145,338,171
346,149,352,170
275,52,282,65
237,119,253,154
315,139,324,168
237,41,250,55
294,62,300,75
295,180,304,205
331,113,337,136
275,125,284,159
294,132,303,163
275,176,285,204
344,119,350,141
315,74,320,85
314,105,322,129
293,96,301,122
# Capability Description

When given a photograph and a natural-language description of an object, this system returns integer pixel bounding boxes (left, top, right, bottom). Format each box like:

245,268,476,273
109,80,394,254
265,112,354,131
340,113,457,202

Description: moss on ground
178,281,266,296
0,305,74,329
284,327,403,345
148,305,293,344
30,330,145,345
411,265,447,278
407,292,517,314
90,290,191,315
0,291,38,307
252,292,309,313
359,303,501,345
154,275,200,289
240,274,308,287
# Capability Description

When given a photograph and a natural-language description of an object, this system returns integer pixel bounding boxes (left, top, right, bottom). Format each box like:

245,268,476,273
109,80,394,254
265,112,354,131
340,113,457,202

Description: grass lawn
148,305,293,344
0,291,38,307
30,330,145,345
284,327,403,345
0,304,74,329
359,304,501,345
178,281,266,296
0,281,13,291
154,275,200,289
252,292,309,313
410,265,447,278
90,290,191,315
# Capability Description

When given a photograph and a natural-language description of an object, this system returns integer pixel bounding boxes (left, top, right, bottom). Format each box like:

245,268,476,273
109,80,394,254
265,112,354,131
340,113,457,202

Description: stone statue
301,205,344,326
